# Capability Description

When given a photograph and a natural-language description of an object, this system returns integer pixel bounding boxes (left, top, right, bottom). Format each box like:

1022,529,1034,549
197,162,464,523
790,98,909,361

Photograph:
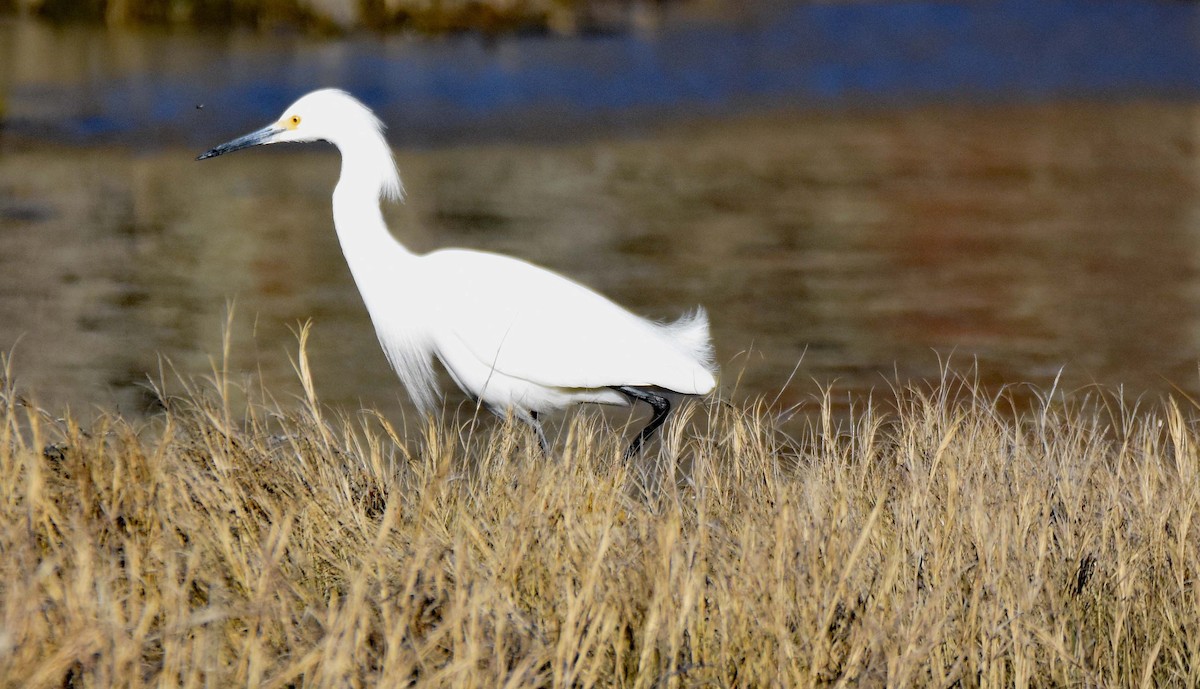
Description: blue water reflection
3,0,1200,146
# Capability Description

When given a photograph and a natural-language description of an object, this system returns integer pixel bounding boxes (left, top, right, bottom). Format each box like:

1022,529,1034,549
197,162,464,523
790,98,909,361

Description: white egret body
199,89,717,454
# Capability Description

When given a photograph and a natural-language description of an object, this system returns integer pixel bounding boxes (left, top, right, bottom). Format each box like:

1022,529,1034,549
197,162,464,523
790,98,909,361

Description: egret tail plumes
661,307,716,382
198,89,718,455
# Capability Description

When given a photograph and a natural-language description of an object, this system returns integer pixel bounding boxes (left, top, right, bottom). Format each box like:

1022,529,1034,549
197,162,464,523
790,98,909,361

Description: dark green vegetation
2,0,655,34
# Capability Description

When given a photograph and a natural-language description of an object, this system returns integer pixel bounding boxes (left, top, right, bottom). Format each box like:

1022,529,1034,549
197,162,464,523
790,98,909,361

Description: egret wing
425,249,715,395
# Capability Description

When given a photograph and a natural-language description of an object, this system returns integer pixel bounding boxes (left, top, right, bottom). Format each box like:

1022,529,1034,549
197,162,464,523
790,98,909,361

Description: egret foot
614,386,672,458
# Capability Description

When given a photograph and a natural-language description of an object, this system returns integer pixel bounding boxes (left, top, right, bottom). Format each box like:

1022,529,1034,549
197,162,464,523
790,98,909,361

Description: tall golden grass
2,332,1199,687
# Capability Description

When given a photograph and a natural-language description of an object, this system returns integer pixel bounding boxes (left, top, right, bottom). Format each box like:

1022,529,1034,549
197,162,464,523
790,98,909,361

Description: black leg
488,406,549,455
523,409,550,455
613,386,672,458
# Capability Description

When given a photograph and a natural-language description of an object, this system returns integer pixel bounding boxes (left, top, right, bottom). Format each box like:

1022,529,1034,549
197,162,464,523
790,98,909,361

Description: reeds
2,335,1199,687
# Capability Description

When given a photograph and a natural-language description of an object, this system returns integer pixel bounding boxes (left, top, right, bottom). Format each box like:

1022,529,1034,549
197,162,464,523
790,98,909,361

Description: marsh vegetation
3,332,1199,687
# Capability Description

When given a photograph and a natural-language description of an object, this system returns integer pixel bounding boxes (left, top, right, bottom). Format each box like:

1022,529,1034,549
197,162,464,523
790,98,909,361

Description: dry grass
2,334,1200,687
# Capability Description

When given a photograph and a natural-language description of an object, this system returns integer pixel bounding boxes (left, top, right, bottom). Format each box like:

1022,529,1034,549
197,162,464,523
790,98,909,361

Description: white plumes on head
300,88,405,203
363,106,406,203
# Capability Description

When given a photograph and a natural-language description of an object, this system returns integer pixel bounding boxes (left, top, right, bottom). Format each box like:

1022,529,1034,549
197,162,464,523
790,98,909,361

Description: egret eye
287,115,301,129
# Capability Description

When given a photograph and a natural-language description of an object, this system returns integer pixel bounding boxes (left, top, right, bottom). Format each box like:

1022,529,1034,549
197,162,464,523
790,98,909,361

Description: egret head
197,89,392,158
197,89,403,200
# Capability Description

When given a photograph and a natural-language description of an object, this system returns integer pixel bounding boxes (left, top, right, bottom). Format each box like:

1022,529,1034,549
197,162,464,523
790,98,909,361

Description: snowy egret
198,89,717,456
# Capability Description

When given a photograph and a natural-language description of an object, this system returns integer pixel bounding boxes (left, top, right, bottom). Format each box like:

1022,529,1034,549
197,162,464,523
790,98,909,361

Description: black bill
196,125,284,161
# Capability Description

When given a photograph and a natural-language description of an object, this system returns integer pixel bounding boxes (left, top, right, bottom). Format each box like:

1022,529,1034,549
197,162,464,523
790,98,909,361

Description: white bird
198,89,717,456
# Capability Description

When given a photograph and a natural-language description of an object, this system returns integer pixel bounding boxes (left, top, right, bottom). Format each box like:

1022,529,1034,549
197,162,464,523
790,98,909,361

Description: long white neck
331,128,407,261
328,129,441,414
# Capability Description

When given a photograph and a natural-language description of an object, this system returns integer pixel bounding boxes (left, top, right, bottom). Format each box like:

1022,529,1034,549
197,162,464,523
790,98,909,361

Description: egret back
424,249,717,396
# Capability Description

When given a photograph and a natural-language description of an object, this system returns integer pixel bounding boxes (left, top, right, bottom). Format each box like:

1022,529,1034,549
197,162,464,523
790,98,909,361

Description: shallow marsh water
5,100,1200,422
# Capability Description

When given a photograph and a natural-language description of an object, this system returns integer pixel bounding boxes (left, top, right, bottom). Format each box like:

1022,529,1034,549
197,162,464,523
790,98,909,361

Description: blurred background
3,0,1200,421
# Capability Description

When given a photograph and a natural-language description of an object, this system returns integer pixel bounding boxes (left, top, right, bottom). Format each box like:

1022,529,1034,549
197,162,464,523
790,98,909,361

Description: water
4,1,1200,420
